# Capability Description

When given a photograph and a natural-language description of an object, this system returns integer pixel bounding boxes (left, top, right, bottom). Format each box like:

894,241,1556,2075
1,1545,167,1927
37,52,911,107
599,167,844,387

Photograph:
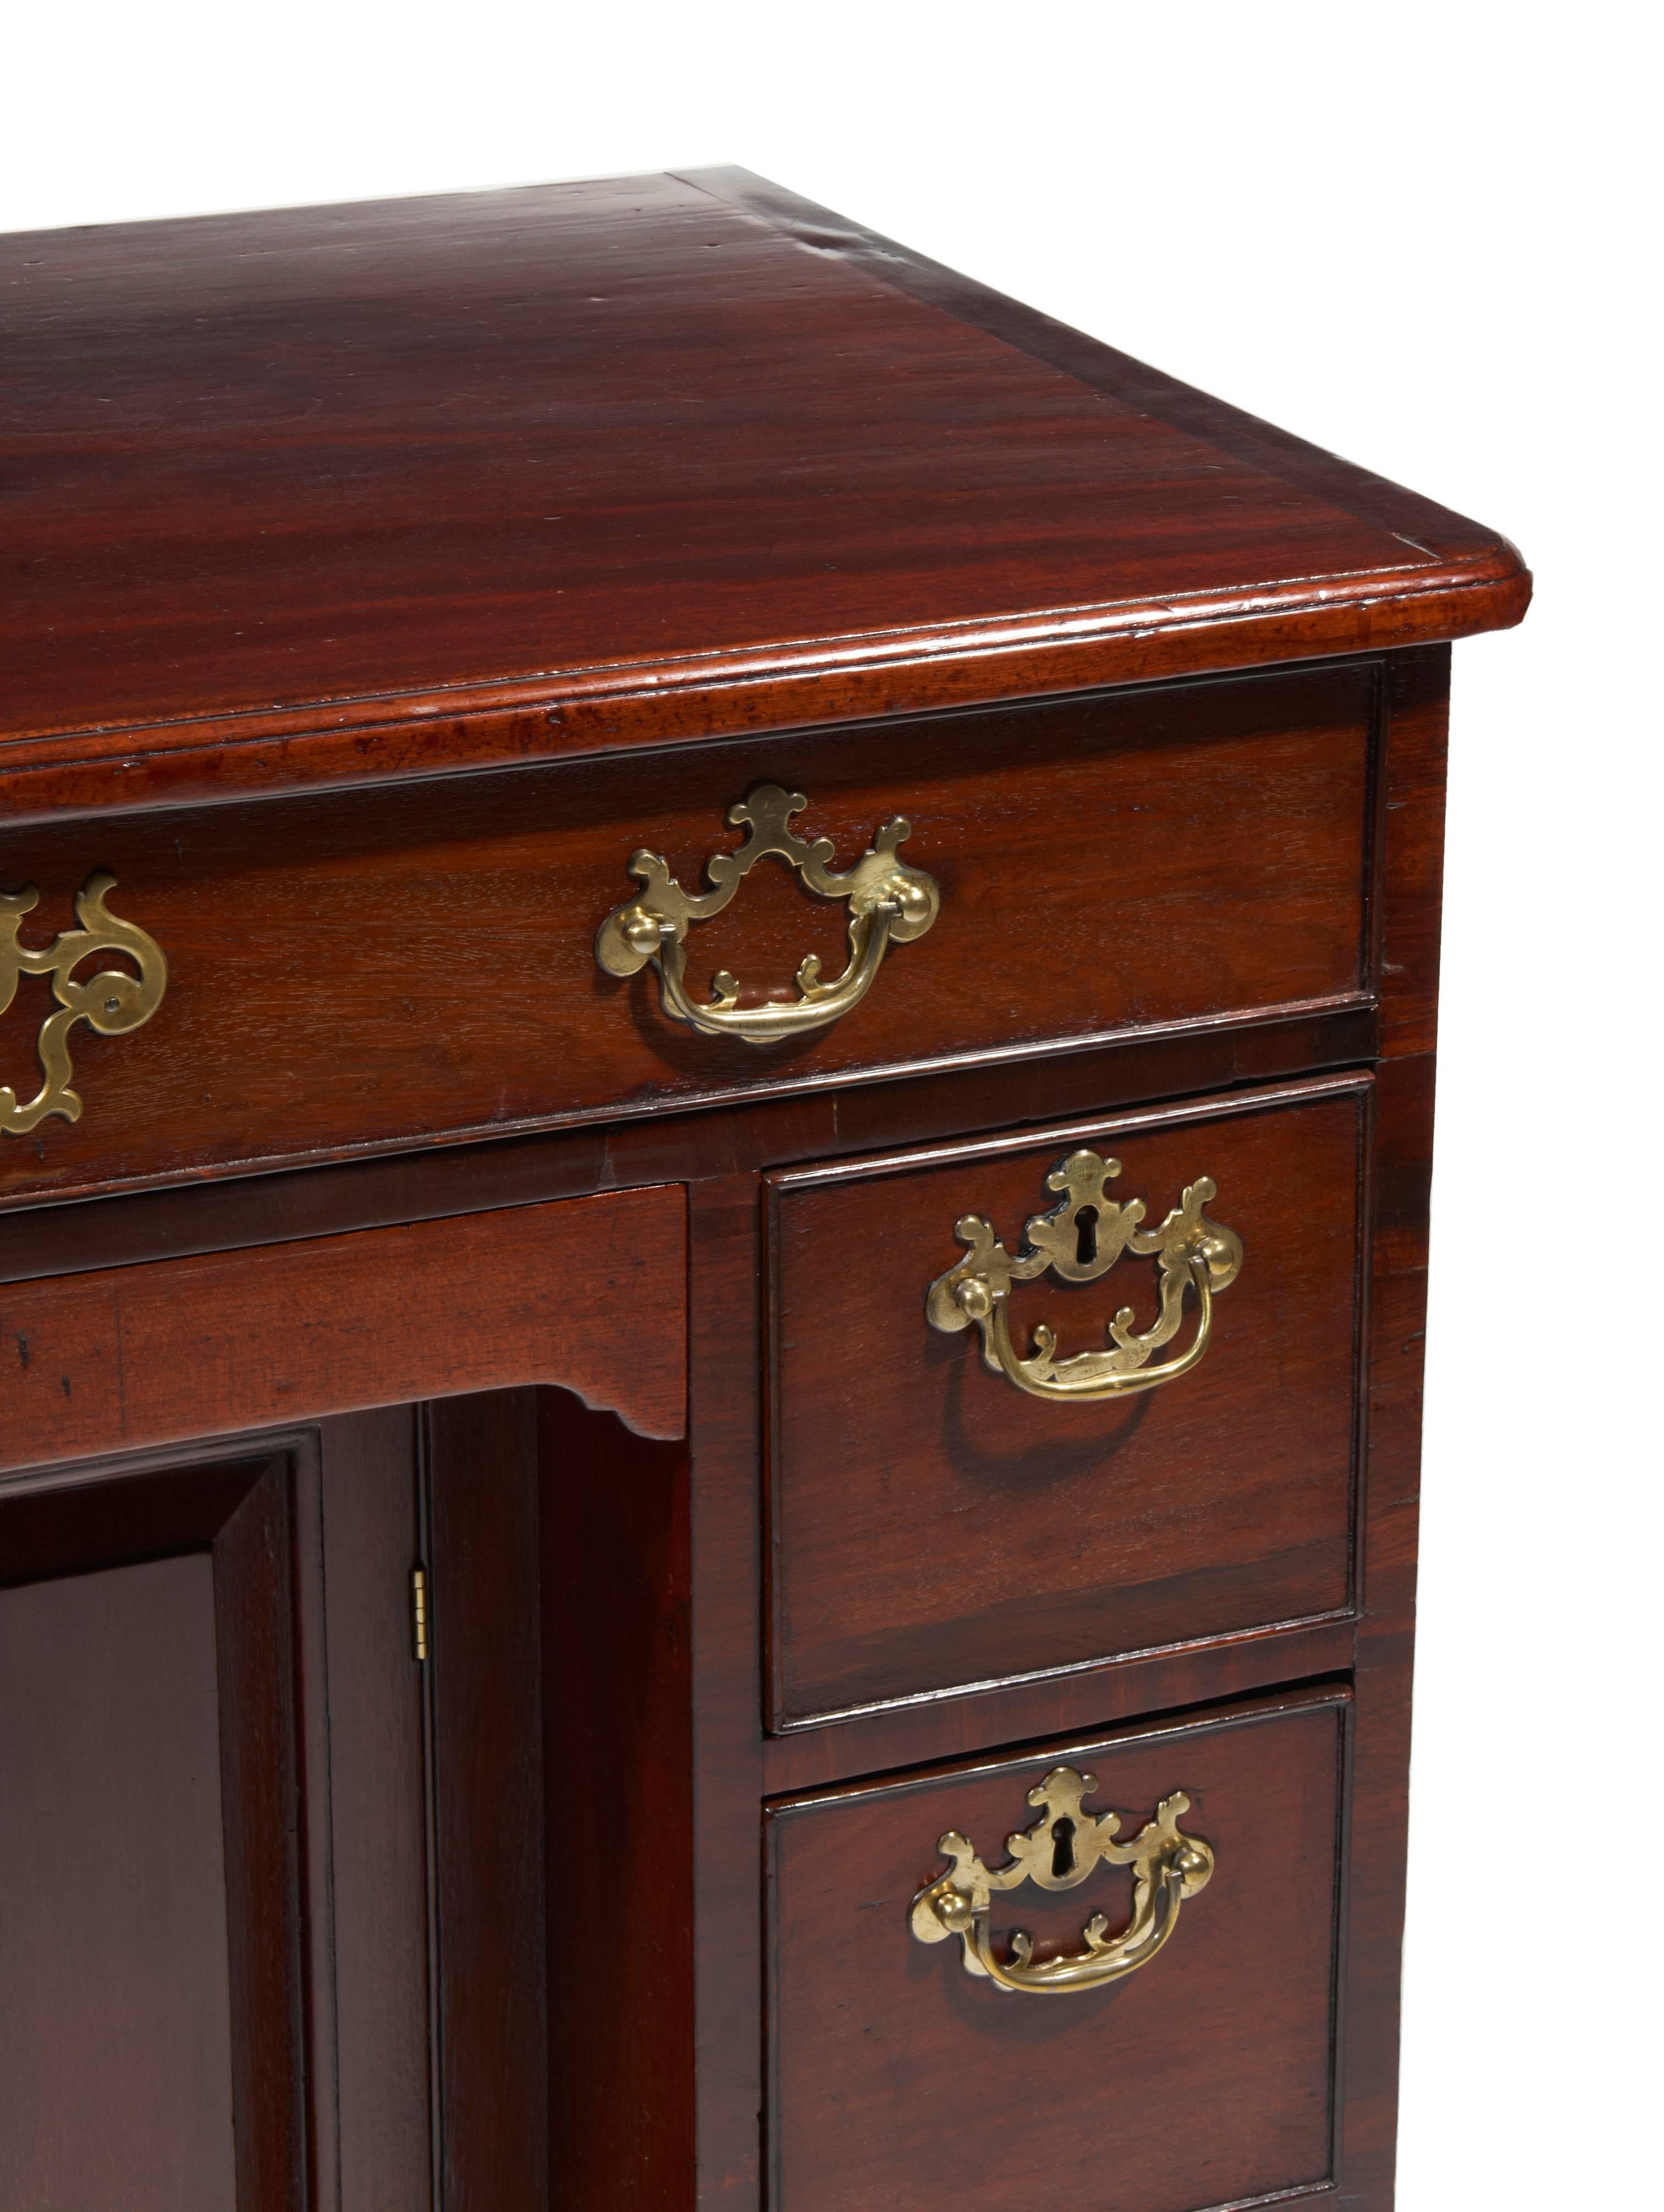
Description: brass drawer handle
0,873,168,1136
595,783,939,1044
910,1764,1213,1995
925,1148,1242,1400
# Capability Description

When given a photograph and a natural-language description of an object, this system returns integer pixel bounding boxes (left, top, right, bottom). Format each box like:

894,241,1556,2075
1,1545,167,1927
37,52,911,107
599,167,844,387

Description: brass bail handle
594,784,940,1045
925,1148,1243,1402
910,1766,1214,1995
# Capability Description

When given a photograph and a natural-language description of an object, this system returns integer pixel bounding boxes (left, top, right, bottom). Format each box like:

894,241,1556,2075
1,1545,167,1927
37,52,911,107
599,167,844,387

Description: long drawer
0,664,1374,1206
764,1074,1368,1728
768,1687,1348,2212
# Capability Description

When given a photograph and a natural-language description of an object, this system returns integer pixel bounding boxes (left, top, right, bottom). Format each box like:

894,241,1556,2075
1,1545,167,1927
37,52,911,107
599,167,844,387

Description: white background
4,3,1656,2201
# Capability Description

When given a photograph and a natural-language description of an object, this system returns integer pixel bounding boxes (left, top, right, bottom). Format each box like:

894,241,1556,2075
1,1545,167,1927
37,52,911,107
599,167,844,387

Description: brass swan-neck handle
925,1149,1243,1402
595,783,939,1045
910,1766,1214,1996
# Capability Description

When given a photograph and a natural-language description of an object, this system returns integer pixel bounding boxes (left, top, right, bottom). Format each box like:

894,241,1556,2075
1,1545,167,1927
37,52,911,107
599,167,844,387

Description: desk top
2,168,1527,816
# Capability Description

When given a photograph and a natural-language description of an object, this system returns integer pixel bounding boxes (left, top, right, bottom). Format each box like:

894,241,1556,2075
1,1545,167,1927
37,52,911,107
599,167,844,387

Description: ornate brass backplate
910,1764,1214,1995
925,1148,1243,1402
0,874,168,1135
595,783,939,1044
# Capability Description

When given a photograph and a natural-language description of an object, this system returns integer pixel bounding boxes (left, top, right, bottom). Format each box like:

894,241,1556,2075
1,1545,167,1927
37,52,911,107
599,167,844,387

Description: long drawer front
0,664,1374,1206
768,1687,1348,2212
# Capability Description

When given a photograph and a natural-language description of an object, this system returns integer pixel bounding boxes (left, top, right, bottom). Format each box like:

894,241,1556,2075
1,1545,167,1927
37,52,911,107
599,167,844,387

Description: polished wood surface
0,162,1525,2212
418,1387,697,2211
429,1391,550,2212
769,1687,1347,2212
0,1185,686,1468
767,1076,1367,1725
0,1554,238,2210
0,1394,695,2212
0,662,1371,1210
0,175,1525,818
0,1438,319,2211
0,998,1374,1287
318,1409,434,2212
541,1395,695,2212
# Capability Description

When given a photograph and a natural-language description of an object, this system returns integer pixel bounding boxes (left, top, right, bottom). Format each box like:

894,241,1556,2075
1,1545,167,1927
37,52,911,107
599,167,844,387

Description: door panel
0,1444,311,2211
423,1386,696,2212
1,1381,697,2212
0,1552,239,2212
428,1389,549,2212
321,1407,434,2212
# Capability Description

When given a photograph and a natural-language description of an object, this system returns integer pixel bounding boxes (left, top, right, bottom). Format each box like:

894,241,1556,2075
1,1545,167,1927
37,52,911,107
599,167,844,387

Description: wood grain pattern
0,1185,686,1469
1377,645,1451,1060
317,1408,433,2212
542,1395,695,2212
416,1386,698,2212
0,1555,240,2212
428,1391,549,2212
759,1615,1356,1801
1335,1050,1436,2200
0,178,1524,820
0,1438,321,2212
212,1449,312,2212
685,1176,772,2209
0,663,1371,1211
0,999,1377,1289
767,1076,1368,1726
0,148,1512,2212
769,1687,1348,2212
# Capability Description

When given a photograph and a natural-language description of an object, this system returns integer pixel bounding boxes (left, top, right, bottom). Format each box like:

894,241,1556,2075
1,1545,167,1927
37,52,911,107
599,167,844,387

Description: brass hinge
410,1565,429,1662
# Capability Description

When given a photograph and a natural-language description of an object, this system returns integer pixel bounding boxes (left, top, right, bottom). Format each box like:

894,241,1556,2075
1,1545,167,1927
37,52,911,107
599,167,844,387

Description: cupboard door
0,1411,435,2212
0,1439,317,2212
0,1381,697,2212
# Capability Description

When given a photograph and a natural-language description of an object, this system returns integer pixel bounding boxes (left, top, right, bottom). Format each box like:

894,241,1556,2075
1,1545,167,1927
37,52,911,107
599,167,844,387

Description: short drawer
0,664,1372,1206
765,1075,1367,1727
768,1687,1346,2212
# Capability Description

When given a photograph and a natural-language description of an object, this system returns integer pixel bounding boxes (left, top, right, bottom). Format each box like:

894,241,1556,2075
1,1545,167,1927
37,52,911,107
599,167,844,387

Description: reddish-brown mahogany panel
0,1186,686,1469
428,1391,550,2212
0,664,1370,1209
769,1688,1347,2212
1,174,1524,817
0,1555,239,2212
767,1076,1367,1726
0,1441,317,2212
0,1006,1376,1295
0,136,1509,2212
318,1409,433,2212
420,1387,697,2212
541,1395,696,2212
1338,1050,1436,2197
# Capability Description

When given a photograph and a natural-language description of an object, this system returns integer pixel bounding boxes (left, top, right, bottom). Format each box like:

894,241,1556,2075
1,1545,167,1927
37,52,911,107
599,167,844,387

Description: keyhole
1050,1816,1076,1880
1074,1207,1099,1266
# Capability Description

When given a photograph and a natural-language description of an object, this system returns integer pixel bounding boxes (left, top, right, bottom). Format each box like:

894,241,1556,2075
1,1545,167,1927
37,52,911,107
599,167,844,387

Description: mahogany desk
0,170,1528,2212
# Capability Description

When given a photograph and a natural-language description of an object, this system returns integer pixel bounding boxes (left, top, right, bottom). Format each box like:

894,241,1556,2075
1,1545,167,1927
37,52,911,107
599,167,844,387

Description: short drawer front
766,1075,1367,1727
0,664,1371,1206
769,1689,1346,2212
